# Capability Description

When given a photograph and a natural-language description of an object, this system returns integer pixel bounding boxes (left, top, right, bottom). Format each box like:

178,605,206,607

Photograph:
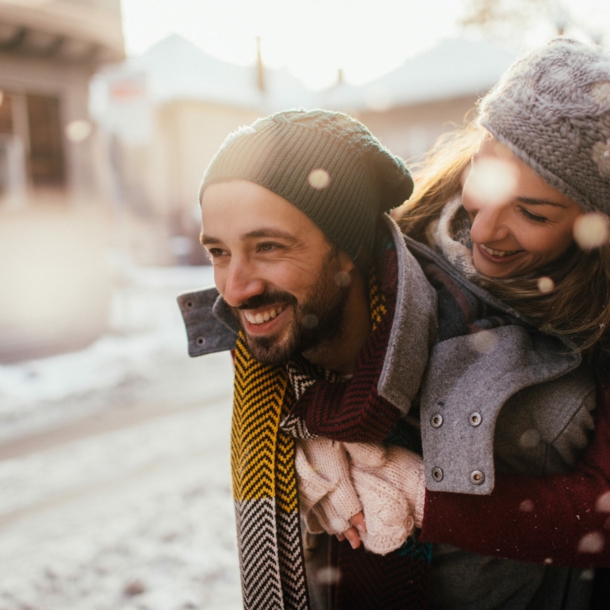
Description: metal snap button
469,412,482,427
431,414,443,428
195,336,205,346
432,467,444,482
470,470,485,485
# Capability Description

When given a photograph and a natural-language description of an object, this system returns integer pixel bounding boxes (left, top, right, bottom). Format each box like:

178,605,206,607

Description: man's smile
242,305,286,325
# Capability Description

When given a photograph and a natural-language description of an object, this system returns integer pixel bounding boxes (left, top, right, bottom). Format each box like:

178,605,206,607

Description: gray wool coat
177,216,596,609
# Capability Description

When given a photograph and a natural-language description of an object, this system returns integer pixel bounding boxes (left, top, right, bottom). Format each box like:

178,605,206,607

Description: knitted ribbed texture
200,109,413,265
479,37,610,215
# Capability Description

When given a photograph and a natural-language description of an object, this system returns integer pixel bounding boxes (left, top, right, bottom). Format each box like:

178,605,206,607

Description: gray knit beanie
478,38,610,215
199,109,413,266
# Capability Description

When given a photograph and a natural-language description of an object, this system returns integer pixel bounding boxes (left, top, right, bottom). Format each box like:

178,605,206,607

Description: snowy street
0,267,241,610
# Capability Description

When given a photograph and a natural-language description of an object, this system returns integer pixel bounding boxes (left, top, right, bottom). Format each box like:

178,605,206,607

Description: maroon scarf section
289,243,402,442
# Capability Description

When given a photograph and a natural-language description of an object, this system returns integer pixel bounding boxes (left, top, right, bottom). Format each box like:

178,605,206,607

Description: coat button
469,412,482,427
432,467,444,482
470,470,485,485
195,336,206,346
431,414,443,428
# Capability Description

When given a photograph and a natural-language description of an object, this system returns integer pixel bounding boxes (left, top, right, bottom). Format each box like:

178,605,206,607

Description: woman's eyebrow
517,197,568,209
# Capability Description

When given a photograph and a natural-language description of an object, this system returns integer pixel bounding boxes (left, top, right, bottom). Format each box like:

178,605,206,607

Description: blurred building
95,36,515,270
321,38,516,161
0,0,124,362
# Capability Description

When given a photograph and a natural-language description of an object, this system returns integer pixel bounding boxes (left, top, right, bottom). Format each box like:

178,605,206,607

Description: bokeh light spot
537,277,554,294
577,531,605,554
363,85,394,112
308,168,330,190
592,140,610,179
470,330,499,354
334,271,351,287
301,314,319,329
543,557,553,565
65,119,93,143
595,490,610,513
466,157,519,207
316,566,341,586
519,499,534,512
573,213,610,250
580,569,595,581
519,429,541,449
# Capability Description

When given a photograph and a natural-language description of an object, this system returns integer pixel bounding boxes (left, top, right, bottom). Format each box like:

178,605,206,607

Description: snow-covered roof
94,35,517,119
125,34,263,109
320,37,517,111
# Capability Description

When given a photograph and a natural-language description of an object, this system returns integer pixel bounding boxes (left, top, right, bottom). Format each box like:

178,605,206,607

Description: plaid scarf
231,228,431,609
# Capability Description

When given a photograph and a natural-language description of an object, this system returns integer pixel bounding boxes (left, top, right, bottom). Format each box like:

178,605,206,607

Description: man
177,109,436,609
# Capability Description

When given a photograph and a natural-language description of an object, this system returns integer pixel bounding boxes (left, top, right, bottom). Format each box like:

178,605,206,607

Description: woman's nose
467,200,511,245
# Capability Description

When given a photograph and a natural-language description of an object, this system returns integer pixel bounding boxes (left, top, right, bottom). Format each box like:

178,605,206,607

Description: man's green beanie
199,109,413,268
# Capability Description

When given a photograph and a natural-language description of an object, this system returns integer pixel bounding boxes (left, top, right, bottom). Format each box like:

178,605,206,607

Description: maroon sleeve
419,377,610,568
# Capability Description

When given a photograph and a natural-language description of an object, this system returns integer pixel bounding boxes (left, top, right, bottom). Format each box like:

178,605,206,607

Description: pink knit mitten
344,442,425,555
295,438,362,535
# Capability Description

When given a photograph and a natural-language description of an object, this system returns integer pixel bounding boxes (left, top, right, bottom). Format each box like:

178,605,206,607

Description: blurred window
26,93,65,187
0,93,12,135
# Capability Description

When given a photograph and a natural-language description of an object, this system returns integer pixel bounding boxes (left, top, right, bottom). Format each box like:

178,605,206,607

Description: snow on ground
0,400,240,610
0,266,218,442
0,266,242,610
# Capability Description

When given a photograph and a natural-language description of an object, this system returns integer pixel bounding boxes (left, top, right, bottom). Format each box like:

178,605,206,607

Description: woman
297,38,610,609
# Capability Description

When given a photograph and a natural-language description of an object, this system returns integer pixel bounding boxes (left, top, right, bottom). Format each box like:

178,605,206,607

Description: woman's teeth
480,244,520,258
244,306,284,325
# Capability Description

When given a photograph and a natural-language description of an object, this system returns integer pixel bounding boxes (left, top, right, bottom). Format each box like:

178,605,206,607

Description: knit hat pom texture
479,38,610,215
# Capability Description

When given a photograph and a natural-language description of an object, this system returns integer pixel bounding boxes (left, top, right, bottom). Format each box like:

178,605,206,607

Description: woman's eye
520,208,548,223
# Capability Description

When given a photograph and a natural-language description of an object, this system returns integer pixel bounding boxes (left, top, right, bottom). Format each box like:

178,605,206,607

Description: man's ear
337,249,356,273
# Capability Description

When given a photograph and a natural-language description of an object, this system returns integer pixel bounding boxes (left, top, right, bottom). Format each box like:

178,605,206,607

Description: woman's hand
336,511,367,548
295,438,363,547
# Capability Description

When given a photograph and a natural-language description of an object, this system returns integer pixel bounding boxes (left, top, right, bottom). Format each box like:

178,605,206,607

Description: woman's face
461,137,584,279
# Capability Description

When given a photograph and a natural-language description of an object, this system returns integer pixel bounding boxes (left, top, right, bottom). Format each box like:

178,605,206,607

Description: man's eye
206,248,226,258
258,243,279,252
520,208,548,223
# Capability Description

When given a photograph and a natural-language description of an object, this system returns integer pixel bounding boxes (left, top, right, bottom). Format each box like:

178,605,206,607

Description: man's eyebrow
243,229,299,243
517,197,568,209
199,228,299,246
200,233,219,246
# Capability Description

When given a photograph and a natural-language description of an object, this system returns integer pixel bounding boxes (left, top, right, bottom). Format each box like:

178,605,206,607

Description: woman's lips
477,243,523,262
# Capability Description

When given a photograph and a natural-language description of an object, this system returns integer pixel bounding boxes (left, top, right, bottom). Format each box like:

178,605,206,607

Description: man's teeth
244,306,284,325
480,244,520,258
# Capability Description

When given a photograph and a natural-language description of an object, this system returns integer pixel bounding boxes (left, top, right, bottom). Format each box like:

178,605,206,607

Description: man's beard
230,253,350,366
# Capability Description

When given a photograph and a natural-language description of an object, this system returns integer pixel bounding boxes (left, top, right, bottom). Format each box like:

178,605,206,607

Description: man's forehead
200,180,324,240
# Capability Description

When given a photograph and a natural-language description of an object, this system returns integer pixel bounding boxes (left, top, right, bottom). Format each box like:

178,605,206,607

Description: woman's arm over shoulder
419,376,610,568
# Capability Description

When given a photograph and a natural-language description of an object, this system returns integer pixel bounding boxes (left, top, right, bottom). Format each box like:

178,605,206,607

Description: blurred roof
122,34,317,110
320,37,517,110
0,0,124,64
96,34,516,115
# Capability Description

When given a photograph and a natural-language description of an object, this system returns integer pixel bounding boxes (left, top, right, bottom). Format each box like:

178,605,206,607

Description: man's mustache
233,290,297,310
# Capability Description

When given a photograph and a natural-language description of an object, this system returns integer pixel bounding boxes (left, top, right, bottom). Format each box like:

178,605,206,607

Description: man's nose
221,259,265,308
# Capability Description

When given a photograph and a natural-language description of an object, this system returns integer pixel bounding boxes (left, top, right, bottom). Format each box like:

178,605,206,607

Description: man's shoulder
176,287,238,357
